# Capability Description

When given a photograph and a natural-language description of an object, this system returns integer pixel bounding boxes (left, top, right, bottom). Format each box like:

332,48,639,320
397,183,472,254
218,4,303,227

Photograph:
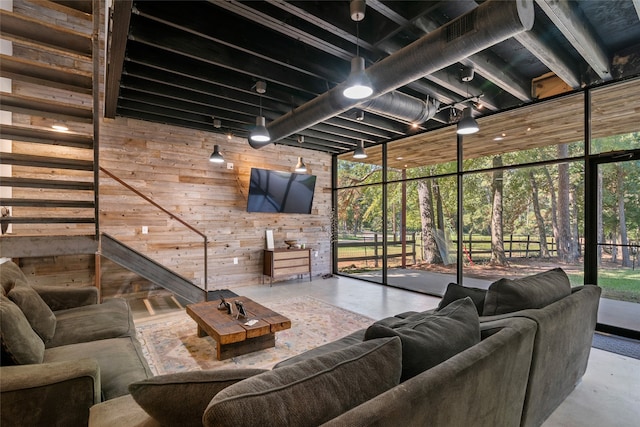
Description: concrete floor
132,275,640,426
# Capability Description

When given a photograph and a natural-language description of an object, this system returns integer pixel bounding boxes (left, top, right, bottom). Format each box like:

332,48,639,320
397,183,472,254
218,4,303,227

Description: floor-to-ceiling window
588,79,640,333
334,77,639,334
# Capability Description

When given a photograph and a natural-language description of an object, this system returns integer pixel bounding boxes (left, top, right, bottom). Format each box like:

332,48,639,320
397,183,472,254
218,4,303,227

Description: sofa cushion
437,282,487,315
0,295,45,365
365,297,480,381
203,337,402,427
0,261,29,294
482,268,572,316
47,298,134,348
44,336,152,399
8,284,57,342
129,369,268,427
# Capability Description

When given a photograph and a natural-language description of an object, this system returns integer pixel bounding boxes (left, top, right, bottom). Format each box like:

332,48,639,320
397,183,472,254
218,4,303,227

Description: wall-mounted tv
247,168,316,214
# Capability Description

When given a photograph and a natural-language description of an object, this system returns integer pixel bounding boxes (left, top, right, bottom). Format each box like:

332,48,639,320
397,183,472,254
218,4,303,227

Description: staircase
0,0,97,241
0,1,207,303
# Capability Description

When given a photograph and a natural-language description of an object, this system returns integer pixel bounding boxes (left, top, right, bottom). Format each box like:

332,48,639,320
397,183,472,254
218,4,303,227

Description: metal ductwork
249,0,535,148
361,91,439,124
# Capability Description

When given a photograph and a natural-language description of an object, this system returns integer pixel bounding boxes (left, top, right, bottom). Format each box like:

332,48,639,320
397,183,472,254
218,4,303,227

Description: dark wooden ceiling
105,0,640,156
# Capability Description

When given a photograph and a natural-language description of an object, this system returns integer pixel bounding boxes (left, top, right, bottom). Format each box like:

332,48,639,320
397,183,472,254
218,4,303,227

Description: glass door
587,151,640,336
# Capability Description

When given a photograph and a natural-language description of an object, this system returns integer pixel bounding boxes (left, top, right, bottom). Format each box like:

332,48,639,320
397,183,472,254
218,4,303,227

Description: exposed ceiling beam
104,0,131,118
514,24,581,89
535,0,611,80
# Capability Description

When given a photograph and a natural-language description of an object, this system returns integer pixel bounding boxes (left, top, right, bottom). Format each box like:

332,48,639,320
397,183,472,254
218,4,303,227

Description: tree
557,144,576,262
490,156,508,266
529,170,550,258
417,179,443,264
616,163,632,267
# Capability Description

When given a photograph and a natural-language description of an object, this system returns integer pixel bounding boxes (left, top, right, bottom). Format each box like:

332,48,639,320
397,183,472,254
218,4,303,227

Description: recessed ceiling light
396,156,404,160
52,124,68,132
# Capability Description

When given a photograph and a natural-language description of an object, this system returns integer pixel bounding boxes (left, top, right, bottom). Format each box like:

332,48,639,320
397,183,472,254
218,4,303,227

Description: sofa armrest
1,359,101,426
32,285,98,311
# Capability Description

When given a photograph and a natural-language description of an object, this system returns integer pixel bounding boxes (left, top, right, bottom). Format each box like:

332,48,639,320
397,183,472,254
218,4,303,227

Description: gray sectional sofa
88,267,600,427
0,260,152,426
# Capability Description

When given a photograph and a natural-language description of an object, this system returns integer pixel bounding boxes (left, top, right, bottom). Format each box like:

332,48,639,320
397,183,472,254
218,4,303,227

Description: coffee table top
186,296,291,345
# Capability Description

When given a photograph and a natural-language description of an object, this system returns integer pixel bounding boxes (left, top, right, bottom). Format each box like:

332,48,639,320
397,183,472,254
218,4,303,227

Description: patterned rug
135,296,374,375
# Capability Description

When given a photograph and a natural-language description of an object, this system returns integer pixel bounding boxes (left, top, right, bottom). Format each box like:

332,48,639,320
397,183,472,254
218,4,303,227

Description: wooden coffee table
186,296,291,360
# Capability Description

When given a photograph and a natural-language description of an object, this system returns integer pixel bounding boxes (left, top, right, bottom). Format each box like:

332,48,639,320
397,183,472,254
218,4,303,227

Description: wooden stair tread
0,177,94,190
0,93,92,123
0,54,92,94
0,152,94,171
0,234,99,258
0,124,93,149
0,216,95,224
0,9,91,56
0,198,94,208
48,1,93,18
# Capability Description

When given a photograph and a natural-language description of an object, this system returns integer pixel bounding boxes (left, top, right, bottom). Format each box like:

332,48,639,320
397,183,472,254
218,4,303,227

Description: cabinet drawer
273,251,309,261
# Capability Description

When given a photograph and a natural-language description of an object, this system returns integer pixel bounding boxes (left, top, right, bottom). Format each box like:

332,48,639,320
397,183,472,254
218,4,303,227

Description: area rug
135,296,374,375
592,332,640,360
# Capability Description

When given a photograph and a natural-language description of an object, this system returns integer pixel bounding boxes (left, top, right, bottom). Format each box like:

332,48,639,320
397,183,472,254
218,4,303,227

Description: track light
250,81,271,143
295,157,307,173
456,107,479,135
353,140,367,159
209,144,224,163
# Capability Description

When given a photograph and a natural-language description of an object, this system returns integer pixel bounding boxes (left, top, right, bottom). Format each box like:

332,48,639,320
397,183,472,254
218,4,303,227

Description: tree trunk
529,171,549,258
570,184,581,257
597,167,603,264
418,179,443,264
490,156,508,266
617,164,631,267
557,144,575,262
433,178,445,232
543,166,559,257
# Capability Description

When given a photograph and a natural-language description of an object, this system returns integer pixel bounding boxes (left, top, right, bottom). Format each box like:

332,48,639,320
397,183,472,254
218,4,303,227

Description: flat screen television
247,168,316,214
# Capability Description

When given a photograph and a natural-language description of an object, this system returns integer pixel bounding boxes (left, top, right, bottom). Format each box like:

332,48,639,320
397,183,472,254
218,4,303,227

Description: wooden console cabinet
263,248,311,286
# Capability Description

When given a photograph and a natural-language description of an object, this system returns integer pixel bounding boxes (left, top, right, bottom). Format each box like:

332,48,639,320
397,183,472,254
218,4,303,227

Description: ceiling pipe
361,91,440,124
249,0,534,148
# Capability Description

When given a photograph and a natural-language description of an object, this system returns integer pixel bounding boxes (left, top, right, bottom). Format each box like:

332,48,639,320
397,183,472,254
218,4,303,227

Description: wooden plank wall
99,117,333,293
3,0,332,297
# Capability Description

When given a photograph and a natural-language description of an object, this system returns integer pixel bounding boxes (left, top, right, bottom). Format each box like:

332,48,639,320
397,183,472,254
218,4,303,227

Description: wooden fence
337,233,557,266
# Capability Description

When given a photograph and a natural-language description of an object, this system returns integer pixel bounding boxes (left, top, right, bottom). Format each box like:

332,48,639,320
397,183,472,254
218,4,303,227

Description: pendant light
456,67,479,135
209,144,224,163
343,0,372,100
295,157,307,173
250,81,271,143
353,140,367,159
456,107,479,135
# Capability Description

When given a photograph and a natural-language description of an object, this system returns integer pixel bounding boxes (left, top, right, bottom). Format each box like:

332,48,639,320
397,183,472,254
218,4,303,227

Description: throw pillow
129,369,268,427
203,337,402,427
482,268,572,316
0,295,45,365
8,284,57,342
364,297,480,381
437,282,487,315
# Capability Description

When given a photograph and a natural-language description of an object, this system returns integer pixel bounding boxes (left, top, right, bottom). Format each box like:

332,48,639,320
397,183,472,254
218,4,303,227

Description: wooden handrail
99,166,209,290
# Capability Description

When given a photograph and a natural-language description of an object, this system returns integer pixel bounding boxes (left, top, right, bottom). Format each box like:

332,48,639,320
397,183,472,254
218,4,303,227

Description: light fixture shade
250,116,271,142
295,157,307,173
209,144,224,163
353,140,367,159
457,107,479,135
343,56,373,99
